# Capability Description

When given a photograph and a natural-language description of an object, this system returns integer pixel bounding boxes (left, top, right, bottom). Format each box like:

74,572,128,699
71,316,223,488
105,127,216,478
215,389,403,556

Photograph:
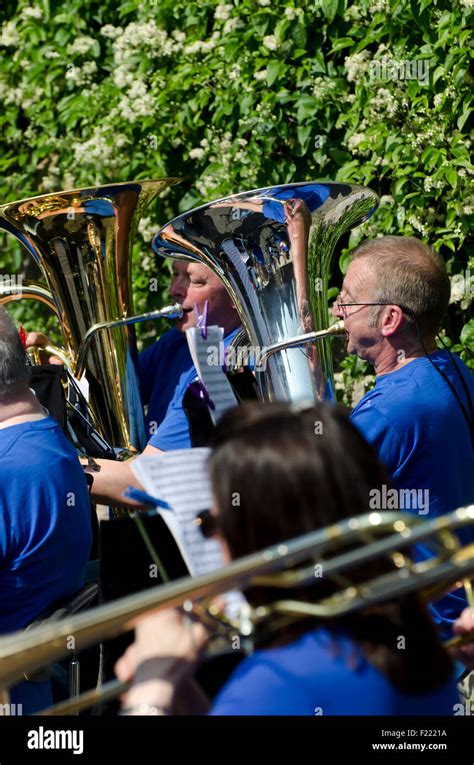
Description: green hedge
0,0,472,404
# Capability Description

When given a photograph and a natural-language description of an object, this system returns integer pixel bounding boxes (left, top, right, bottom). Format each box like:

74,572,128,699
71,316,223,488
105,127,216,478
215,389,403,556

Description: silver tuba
153,182,378,403
0,180,181,453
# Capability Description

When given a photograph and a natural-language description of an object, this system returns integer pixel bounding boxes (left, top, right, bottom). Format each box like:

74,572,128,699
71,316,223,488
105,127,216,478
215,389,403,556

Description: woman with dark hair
115,402,460,716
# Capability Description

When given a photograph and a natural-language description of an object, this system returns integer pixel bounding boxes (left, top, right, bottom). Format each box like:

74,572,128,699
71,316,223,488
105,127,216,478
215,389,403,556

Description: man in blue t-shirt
332,235,474,636
59,260,241,507
0,307,92,713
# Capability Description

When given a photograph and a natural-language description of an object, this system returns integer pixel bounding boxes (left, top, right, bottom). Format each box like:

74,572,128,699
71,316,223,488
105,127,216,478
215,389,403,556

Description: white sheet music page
129,448,223,576
186,325,238,424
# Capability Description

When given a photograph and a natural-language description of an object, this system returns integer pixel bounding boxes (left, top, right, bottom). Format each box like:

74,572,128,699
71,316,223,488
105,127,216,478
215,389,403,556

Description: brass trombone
0,506,472,714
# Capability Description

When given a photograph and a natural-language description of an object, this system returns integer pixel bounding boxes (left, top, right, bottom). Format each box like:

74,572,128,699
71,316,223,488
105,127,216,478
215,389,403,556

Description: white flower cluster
0,76,38,110
344,4,361,20
344,51,370,82
459,0,474,7
43,49,61,59
65,61,98,86
284,6,303,19
138,216,158,244
254,70,267,81
262,34,278,51
117,79,156,122
112,20,174,65
368,87,398,118
189,147,206,160
379,195,395,206
185,32,220,55
0,20,20,47
100,25,123,39
214,3,233,21
40,154,74,193
369,0,389,11
407,214,429,238
73,127,129,168
172,30,186,44
67,36,96,56
449,272,473,309
23,6,42,19
423,176,444,192
113,66,135,89
335,373,376,407
312,77,337,100
193,133,250,196
228,64,241,81
412,125,441,150
347,132,367,152
350,376,375,407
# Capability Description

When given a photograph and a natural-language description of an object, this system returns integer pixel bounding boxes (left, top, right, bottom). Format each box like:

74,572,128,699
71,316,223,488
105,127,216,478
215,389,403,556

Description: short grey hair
350,236,450,338
0,306,30,399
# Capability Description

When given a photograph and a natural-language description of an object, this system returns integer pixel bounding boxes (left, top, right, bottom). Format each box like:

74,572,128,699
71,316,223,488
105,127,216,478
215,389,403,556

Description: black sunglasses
193,509,219,539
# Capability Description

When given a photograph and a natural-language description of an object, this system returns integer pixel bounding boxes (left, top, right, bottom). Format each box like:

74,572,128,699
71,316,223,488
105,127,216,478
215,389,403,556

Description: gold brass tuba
153,182,378,403
0,180,181,453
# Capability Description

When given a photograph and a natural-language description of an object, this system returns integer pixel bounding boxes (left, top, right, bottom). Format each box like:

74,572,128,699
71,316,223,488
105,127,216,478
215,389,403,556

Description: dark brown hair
209,402,452,694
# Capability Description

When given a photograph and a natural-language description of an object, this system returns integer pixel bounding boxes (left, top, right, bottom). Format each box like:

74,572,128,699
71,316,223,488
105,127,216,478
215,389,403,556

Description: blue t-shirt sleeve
147,373,193,451
350,400,403,478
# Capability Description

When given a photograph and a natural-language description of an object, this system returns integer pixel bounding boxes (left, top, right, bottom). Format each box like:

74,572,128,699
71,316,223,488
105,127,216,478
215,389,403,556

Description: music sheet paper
185,325,239,424
129,447,222,577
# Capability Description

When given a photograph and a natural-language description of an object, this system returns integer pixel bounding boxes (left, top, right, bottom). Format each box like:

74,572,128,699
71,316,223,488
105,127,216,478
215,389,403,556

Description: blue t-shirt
350,350,474,632
139,328,193,441
0,417,92,632
0,416,92,713
142,327,240,451
210,628,459,715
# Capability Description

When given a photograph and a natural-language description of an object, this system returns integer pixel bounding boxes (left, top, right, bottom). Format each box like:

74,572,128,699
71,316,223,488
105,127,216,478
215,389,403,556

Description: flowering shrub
0,0,472,401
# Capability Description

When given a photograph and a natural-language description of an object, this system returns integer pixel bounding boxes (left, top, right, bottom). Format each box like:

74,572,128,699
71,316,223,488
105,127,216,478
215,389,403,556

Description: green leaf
292,22,307,49
322,0,339,24
312,50,326,73
297,124,312,149
266,60,282,87
444,167,458,189
296,95,318,122
457,105,471,131
328,148,351,165
409,0,431,34
460,320,474,351
328,37,354,53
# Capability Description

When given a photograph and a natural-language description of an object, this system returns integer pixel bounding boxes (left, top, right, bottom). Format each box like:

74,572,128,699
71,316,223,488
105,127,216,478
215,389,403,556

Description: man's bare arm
81,444,163,508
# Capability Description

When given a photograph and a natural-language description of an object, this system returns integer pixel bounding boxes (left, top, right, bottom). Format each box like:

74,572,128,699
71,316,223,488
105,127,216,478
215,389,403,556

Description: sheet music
186,326,238,424
130,448,223,576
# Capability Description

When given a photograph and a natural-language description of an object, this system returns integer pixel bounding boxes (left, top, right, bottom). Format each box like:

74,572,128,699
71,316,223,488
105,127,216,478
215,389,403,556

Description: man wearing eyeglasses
332,235,474,639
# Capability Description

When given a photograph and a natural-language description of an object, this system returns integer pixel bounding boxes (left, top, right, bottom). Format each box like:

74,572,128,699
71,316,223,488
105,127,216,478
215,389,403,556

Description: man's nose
332,301,343,318
170,277,185,300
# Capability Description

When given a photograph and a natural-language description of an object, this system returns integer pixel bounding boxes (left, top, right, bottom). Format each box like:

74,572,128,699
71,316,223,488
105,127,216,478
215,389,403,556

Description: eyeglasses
193,508,219,539
335,301,414,317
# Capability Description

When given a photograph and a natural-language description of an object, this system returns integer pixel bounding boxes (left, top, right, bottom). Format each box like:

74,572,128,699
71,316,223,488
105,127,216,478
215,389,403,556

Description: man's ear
380,306,404,337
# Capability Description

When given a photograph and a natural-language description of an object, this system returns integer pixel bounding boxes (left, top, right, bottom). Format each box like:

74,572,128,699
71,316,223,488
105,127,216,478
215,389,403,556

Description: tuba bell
153,182,378,404
0,180,181,453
